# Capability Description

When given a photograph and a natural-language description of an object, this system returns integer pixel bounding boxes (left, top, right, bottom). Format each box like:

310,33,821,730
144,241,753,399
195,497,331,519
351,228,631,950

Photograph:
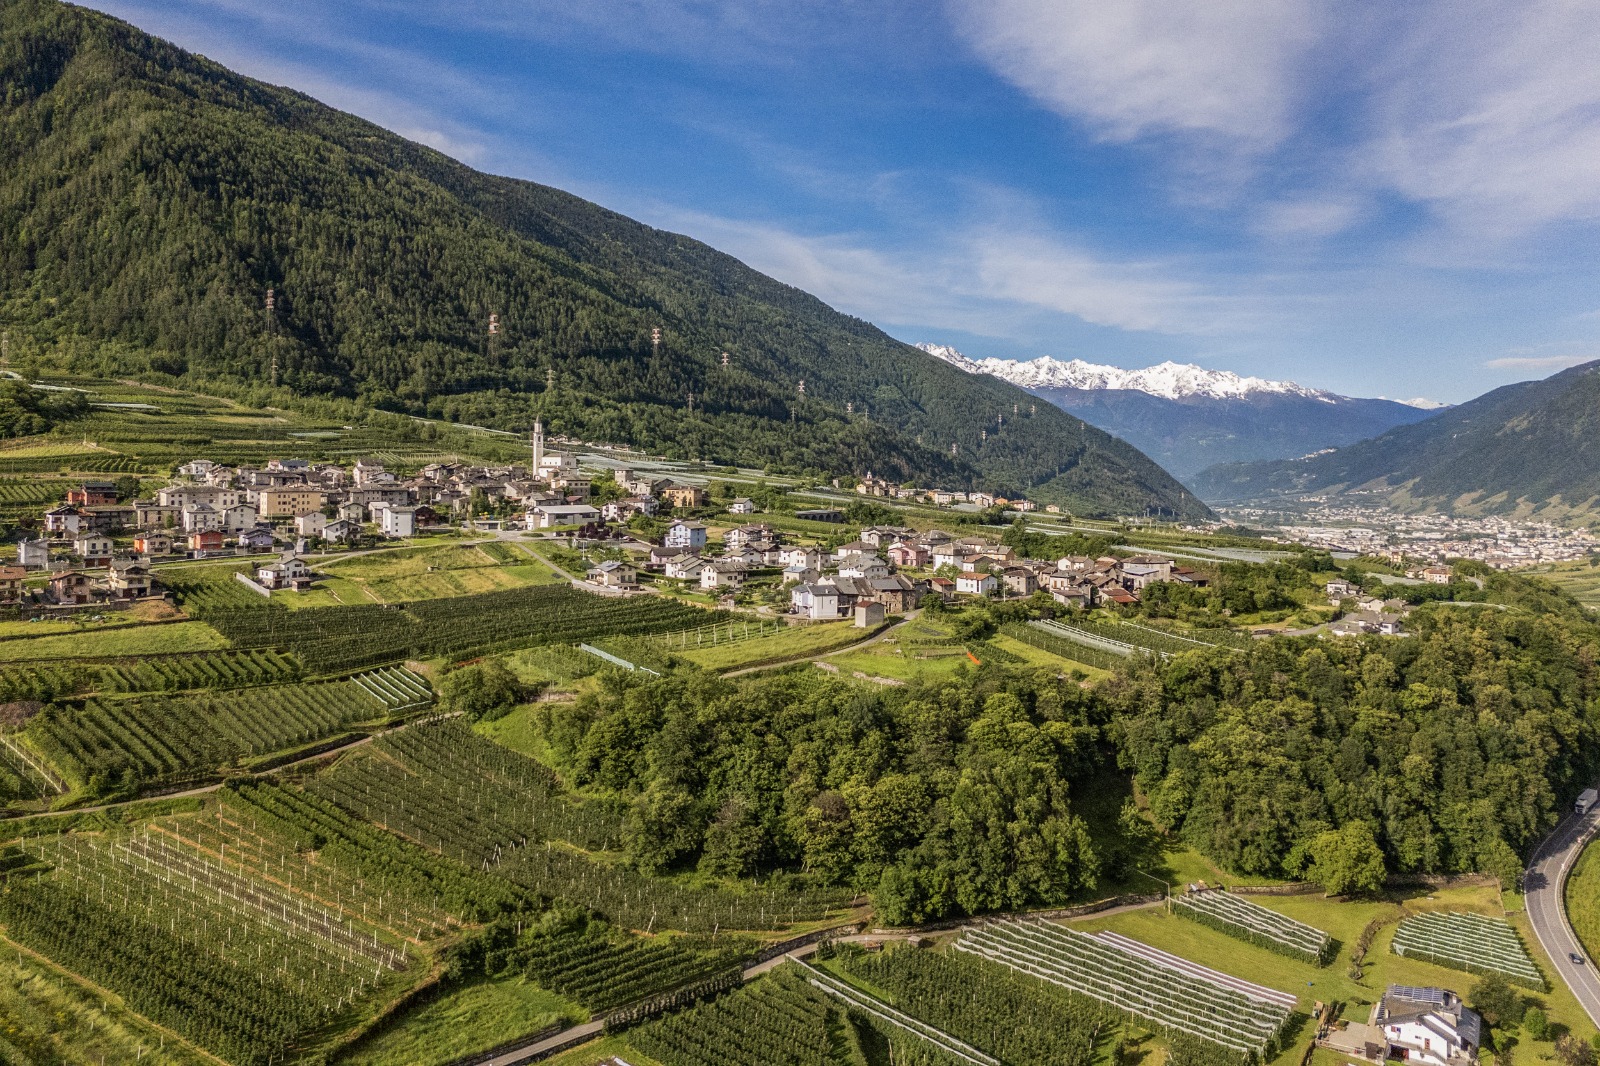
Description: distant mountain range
1190,359,1600,524
0,0,1211,520
918,345,1442,480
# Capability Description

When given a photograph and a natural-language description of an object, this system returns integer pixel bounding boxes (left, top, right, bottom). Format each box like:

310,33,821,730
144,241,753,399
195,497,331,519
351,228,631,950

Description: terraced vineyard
833,944,1115,1066
1001,622,1126,671
205,585,725,673
1391,912,1545,989
218,781,531,923
0,649,303,702
957,921,1295,1061
160,565,273,613
1,829,412,1064
24,669,430,787
517,927,747,1012
630,967,842,1066
0,476,68,505
795,957,1002,1066
1172,890,1333,964
309,719,845,933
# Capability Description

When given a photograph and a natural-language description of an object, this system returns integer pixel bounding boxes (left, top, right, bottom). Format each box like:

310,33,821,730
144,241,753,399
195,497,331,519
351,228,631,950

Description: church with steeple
530,419,578,482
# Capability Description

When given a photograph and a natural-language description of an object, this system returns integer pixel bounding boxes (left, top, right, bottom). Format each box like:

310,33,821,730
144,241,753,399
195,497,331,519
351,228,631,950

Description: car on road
1571,952,1586,965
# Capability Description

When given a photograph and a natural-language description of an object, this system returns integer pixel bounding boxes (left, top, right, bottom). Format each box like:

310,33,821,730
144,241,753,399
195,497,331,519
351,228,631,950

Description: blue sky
85,0,1600,403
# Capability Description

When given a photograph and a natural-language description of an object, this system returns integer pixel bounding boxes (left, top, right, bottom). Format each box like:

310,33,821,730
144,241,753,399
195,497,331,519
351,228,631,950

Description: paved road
1525,800,1600,1028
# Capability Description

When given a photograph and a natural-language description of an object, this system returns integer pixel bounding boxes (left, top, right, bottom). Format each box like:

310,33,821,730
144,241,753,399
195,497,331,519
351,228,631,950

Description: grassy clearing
542,1034,665,1066
827,641,971,682
0,614,146,639
0,935,215,1065
677,620,863,670
0,620,228,661
474,703,550,762
319,543,561,602
340,976,584,1066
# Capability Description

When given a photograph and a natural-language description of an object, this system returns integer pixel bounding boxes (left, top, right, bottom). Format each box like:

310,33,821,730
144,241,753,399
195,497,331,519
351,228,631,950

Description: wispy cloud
945,0,1320,145
1255,197,1367,240
651,206,1257,340
1485,353,1600,370
949,0,1600,241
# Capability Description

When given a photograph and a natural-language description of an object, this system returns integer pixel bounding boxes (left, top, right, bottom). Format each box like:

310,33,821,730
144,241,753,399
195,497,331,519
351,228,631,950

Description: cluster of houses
14,415,736,601
629,518,1209,620
851,472,1050,513
1324,577,1418,637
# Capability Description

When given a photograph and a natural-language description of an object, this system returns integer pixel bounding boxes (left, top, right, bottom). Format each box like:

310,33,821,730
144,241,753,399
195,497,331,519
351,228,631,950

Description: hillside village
9,446,1206,616
5,427,1448,642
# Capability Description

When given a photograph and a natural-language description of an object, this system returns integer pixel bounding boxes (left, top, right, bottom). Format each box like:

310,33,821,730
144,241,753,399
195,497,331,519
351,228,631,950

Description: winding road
1525,798,1600,1028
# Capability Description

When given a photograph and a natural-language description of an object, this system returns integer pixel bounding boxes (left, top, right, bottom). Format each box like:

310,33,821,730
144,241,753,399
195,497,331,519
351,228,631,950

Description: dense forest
1110,604,1600,884
0,378,87,437
543,667,1106,925
534,580,1600,921
0,0,1210,518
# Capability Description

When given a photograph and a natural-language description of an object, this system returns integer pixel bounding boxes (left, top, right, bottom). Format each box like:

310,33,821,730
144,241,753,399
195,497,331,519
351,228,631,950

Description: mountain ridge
1190,359,1600,524
0,0,1211,519
918,343,1441,480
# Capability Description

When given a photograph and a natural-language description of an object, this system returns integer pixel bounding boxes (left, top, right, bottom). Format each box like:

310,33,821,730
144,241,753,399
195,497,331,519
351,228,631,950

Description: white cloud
1255,197,1366,239
650,208,1254,340
949,0,1600,240
1364,0,1600,234
945,0,1320,144
1485,353,1599,371
962,230,1247,334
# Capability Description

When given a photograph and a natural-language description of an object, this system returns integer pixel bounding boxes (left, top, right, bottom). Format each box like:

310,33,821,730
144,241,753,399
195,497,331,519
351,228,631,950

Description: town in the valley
7,419,1519,643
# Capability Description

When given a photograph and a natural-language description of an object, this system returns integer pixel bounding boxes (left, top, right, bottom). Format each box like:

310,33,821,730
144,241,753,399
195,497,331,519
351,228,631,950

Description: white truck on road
1577,788,1598,816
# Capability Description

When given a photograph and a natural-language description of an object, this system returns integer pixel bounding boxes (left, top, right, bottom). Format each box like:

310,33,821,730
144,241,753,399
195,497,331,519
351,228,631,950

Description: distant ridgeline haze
919,345,1441,482
0,0,1210,519
1191,359,1600,523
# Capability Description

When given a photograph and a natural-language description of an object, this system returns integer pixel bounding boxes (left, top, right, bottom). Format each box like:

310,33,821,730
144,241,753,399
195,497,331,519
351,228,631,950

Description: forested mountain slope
1191,360,1600,522
0,0,1209,518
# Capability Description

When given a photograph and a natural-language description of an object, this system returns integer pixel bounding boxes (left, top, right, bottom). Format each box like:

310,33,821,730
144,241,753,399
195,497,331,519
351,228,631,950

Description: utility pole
265,288,279,386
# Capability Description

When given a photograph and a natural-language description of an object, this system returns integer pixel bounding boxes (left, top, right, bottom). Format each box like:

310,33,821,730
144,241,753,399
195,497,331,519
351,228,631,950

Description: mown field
317,542,563,602
0,620,229,662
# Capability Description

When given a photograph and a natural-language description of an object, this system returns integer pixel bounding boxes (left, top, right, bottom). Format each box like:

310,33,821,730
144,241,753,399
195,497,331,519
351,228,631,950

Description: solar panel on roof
1388,985,1447,1005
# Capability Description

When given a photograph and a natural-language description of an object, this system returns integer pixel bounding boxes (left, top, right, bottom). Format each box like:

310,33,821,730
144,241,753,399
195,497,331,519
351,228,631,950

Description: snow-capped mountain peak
916,343,1325,402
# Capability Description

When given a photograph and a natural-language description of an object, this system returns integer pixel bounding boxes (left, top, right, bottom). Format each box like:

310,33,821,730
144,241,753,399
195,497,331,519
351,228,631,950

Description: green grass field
0,614,146,640
340,976,583,1066
677,620,865,670
542,1035,666,1066
0,620,228,661
319,543,562,602
474,703,552,763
